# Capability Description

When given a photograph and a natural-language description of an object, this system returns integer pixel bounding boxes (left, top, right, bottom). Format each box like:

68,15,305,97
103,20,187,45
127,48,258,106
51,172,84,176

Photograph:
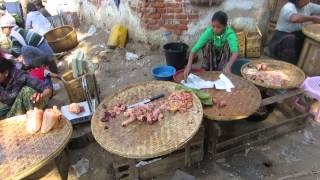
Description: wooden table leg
128,159,139,179
185,143,191,167
207,120,221,161
55,148,70,180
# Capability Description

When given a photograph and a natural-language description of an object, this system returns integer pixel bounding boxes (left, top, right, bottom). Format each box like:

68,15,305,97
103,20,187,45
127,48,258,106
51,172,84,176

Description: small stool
300,77,320,122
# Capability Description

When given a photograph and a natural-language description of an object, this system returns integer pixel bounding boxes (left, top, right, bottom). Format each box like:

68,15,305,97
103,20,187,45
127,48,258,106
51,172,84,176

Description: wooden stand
298,38,320,76
207,89,309,161
111,127,204,180
55,148,71,180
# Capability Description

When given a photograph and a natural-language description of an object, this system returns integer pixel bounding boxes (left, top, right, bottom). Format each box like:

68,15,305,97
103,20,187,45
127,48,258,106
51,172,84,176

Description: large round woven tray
0,115,73,180
303,24,320,42
91,81,203,159
174,71,261,121
241,59,305,89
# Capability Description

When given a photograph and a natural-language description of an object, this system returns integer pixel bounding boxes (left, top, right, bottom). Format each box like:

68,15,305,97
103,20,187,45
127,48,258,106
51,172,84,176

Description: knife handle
150,94,165,101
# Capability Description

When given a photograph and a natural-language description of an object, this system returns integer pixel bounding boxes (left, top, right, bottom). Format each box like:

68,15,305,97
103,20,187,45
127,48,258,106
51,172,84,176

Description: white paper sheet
181,73,235,92
181,73,214,89
213,74,235,92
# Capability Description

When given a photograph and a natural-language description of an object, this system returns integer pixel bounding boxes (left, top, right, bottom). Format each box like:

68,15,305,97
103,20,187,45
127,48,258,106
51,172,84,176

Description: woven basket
302,24,320,42
173,71,262,121
241,59,306,89
61,71,94,103
0,115,73,180
236,31,246,57
91,81,203,159
246,25,262,58
44,26,78,53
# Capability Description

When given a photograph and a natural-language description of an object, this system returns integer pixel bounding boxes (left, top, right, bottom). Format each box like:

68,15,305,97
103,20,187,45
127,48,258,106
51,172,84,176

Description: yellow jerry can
107,24,128,48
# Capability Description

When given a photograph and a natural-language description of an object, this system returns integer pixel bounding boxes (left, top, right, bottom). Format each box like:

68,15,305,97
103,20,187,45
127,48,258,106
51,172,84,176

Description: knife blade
128,94,165,109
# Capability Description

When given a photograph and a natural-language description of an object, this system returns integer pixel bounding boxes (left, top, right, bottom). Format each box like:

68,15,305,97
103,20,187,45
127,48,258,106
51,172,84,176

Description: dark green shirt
191,26,239,53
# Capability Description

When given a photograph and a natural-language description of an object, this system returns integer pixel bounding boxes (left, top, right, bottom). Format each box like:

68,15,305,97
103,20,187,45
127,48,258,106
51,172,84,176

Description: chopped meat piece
261,63,268,71
68,103,84,114
104,92,193,128
218,100,227,108
122,116,137,127
243,66,291,87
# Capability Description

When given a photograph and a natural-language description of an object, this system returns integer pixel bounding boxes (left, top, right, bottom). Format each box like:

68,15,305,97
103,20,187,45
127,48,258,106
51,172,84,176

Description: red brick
148,19,158,25
164,24,178,31
158,19,165,26
141,17,149,23
141,7,156,13
179,20,188,25
188,14,199,20
143,13,161,19
130,6,136,12
166,8,175,13
136,7,142,13
162,14,174,19
150,2,165,8
142,2,150,7
146,24,160,30
178,24,188,30
164,19,174,25
165,2,180,8
175,14,187,19
173,8,183,13
157,8,166,13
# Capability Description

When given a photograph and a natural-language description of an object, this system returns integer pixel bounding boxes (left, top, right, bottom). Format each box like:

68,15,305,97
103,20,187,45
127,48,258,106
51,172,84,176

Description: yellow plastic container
107,24,128,48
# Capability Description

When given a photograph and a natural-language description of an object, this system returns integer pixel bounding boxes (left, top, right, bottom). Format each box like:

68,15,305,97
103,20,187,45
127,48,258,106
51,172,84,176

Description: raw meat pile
101,92,193,128
26,106,62,134
68,103,85,114
122,102,166,127
166,92,193,113
243,63,290,87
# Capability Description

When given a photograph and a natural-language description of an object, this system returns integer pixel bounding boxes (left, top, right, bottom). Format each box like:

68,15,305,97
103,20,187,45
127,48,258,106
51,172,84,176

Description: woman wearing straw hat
0,13,58,73
269,0,320,64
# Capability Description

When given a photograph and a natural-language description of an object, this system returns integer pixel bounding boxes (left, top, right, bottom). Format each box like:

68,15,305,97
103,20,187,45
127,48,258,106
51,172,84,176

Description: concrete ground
29,28,320,180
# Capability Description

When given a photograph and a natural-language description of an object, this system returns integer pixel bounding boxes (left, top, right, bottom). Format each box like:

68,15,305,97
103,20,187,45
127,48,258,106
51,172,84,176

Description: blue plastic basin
152,65,176,81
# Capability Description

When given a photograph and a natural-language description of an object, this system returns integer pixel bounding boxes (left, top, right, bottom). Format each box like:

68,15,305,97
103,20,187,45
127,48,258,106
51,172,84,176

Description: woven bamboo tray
174,71,261,121
0,115,73,180
241,59,306,89
91,81,203,159
303,24,320,42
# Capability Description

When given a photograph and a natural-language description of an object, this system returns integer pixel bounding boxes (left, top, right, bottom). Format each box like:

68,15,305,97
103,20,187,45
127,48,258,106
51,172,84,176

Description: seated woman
25,3,53,35
269,0,320,64
0,14,58,73
0,58,52,118
184,11,239,79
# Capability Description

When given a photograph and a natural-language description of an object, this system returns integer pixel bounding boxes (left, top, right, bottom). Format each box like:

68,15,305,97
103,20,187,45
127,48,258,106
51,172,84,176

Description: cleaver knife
127,94,165,109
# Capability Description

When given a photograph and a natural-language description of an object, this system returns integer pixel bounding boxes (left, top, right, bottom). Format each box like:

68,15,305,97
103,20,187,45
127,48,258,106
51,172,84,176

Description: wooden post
185,143,192,167
55,148,70,180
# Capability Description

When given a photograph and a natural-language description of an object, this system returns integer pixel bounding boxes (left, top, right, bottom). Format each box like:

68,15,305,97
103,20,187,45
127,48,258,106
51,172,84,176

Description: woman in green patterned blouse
184,11,239,80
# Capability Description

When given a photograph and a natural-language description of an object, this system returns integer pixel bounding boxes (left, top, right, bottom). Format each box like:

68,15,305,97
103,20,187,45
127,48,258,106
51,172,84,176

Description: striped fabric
10,27,44,57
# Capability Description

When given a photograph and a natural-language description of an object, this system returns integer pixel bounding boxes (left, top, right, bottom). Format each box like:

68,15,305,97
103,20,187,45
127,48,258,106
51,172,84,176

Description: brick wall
129,0,200,35
88,0,103,7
